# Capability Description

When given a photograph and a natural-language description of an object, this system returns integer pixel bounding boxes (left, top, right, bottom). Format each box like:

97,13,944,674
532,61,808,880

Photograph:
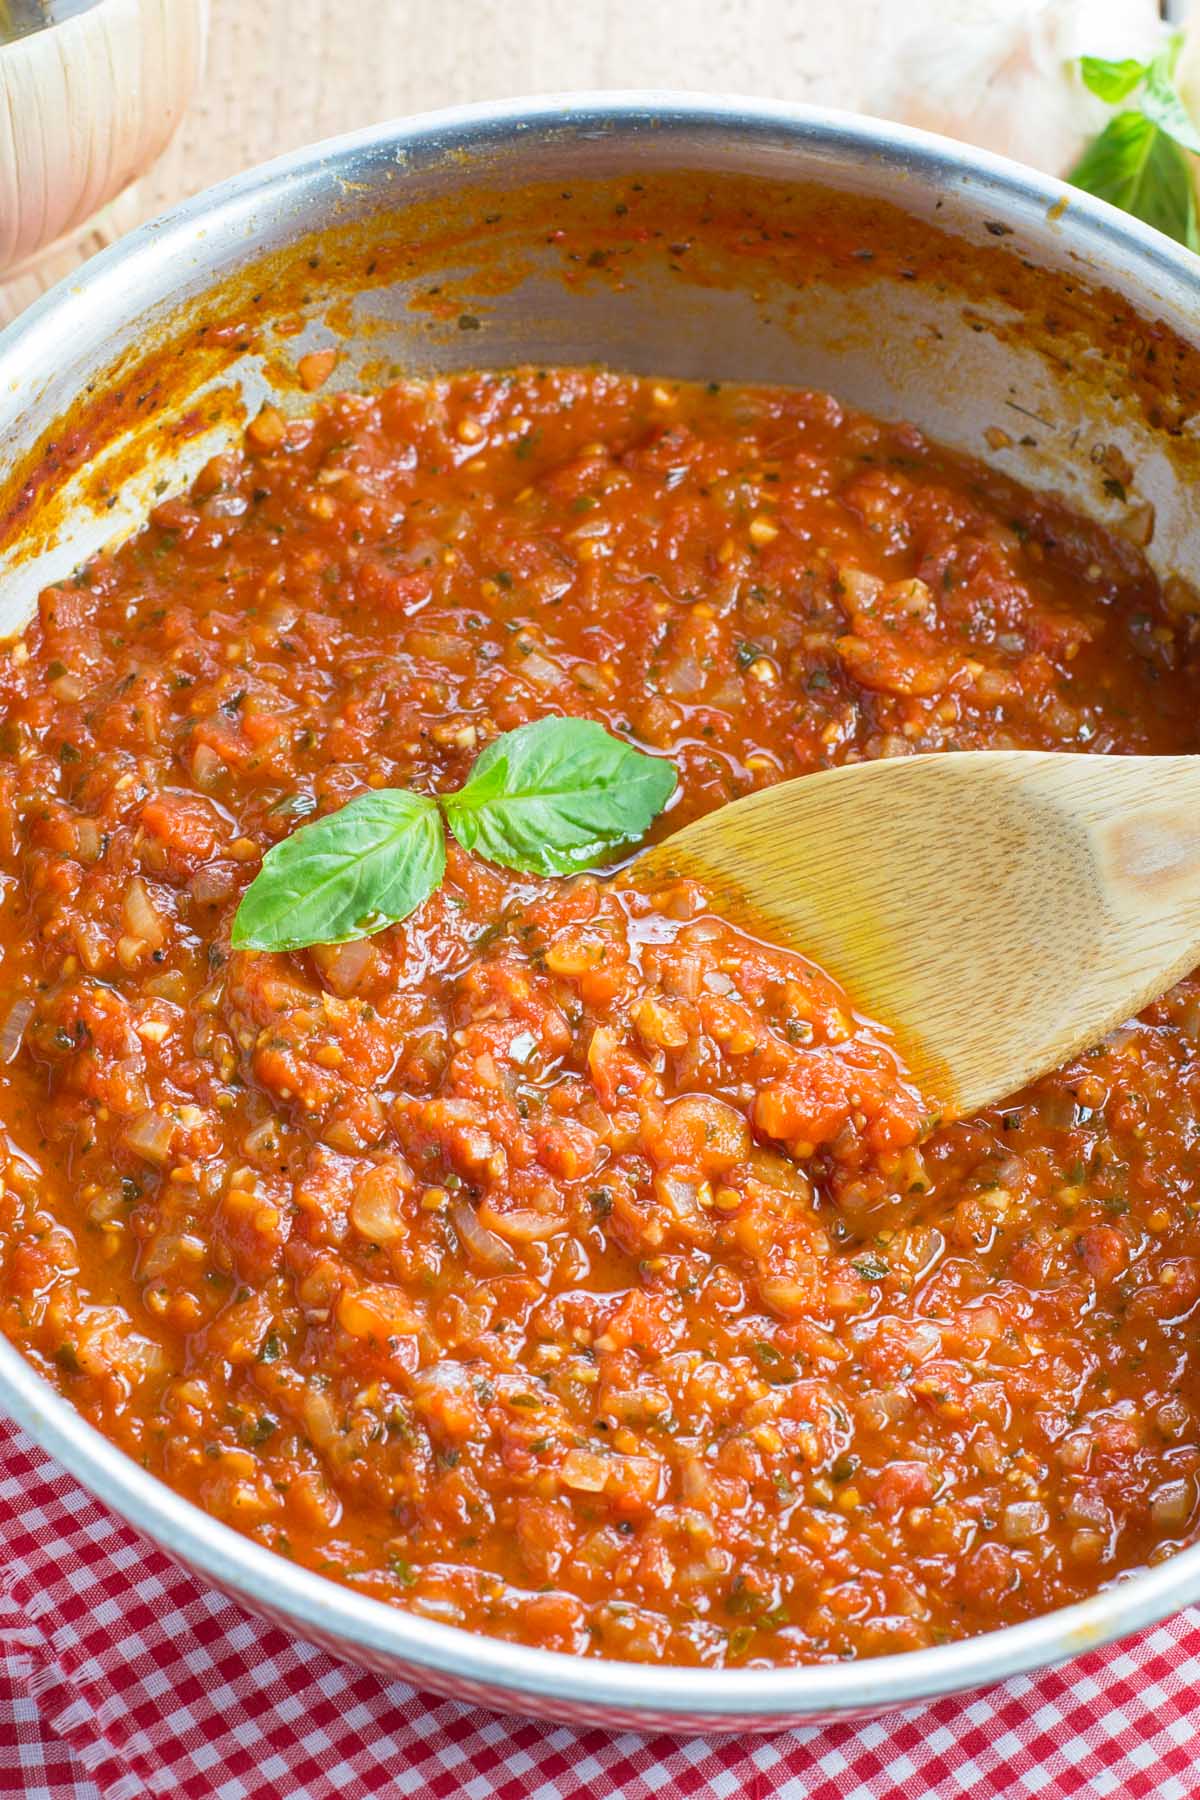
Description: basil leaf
230,720,676,949
232,789,445,951
442,716,677,876
1142,42,1200,156
1068,112,1199,252
1079,56,1147,106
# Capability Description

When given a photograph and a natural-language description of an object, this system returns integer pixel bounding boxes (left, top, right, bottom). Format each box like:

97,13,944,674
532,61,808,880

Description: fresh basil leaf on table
1079,56,1148,106
232,788,445,951
1142,52,1200,157
1071,33,1200,252
1070,112,1199,251
441,716,677,876
231,717,677,949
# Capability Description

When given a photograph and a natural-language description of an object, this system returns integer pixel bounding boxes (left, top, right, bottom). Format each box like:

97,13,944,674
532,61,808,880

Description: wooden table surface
150,0,866,207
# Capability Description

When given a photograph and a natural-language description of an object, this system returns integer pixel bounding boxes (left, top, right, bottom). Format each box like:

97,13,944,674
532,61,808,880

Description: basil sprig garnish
1070,34,1200,252
231,718,677,952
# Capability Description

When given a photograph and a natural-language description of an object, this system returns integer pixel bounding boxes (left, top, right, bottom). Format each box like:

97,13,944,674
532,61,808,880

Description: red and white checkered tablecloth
3,1417,1200,1800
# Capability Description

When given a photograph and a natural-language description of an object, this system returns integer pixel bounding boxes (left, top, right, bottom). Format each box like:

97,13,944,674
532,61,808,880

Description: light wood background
147,0,869,210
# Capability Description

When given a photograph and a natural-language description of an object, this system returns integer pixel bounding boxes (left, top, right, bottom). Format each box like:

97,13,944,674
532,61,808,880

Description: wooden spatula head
636,752,1200,1118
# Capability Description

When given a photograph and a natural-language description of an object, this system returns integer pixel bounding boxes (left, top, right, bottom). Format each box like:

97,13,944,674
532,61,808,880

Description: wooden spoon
635,750,1200,1119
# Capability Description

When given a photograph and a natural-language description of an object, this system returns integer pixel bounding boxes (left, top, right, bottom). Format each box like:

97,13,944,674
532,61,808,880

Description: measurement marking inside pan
1004,399,1056,429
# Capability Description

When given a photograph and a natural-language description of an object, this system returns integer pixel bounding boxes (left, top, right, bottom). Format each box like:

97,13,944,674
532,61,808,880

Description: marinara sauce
3,368,1200,1668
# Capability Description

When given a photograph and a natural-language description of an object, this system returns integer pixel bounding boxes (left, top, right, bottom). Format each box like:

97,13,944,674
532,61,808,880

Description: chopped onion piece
1151,1477,1193,1528
350,1162,411,1244
140,1228,187,1279
517,649,560,690
452,1199,517,1271
190,865,235,905
0,998,32,1064
122,1109,176,1165
1001,1501,1048,1544
656,1174,701,1219
477,1200,565,1243
662,655,706,700
311,936,378,996
73,818,103,863
123,876,166,949
243,1119,281,1156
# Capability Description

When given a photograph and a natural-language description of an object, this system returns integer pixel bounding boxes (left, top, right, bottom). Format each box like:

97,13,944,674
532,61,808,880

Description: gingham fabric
3,1417,1200,1800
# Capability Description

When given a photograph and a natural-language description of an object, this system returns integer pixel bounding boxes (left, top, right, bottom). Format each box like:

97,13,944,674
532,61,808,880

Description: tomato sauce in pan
3,368,1200,1666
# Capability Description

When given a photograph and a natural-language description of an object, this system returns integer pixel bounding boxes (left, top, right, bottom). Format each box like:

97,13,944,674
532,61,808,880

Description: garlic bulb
862,0,1164,176
0,0,208,287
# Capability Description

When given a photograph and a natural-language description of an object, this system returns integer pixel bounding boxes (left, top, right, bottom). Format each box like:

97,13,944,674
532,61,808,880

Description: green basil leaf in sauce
232,788,445,951
442,716,677,876
230,719,676,952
